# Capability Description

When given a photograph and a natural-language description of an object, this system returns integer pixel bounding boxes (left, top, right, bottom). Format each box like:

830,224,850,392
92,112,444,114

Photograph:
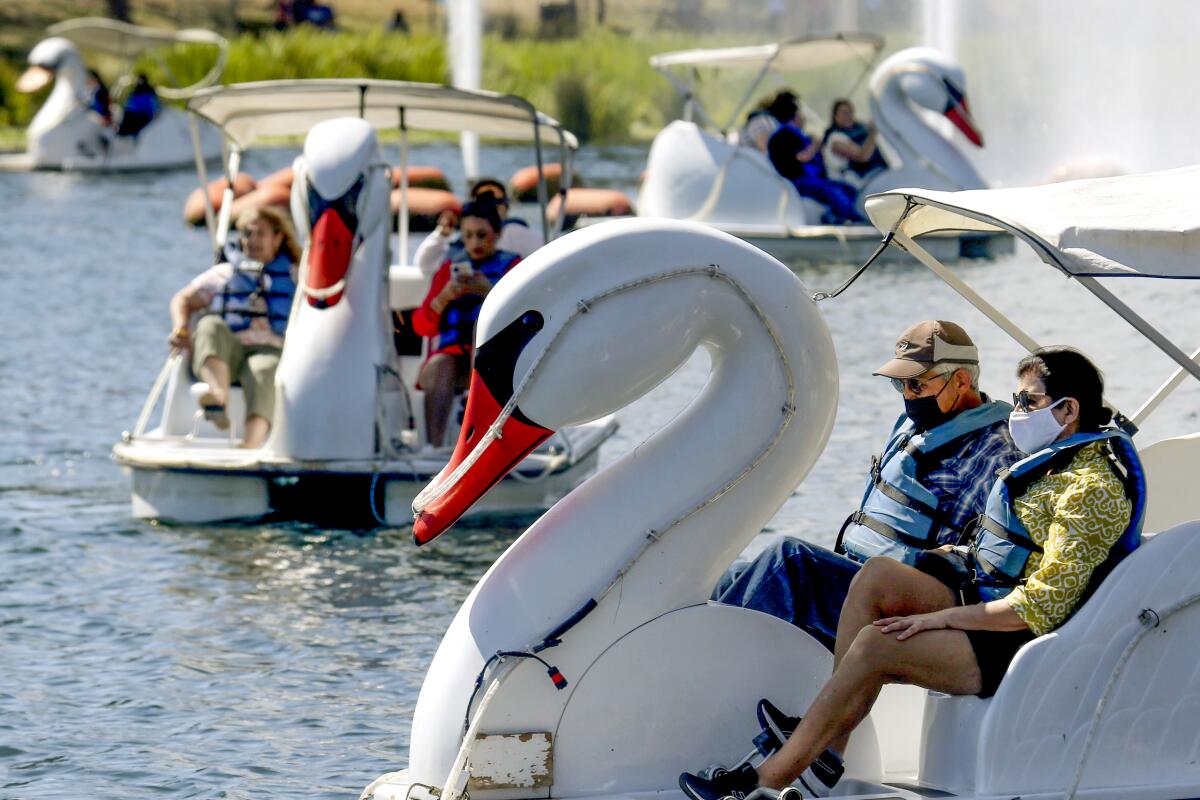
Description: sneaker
795,750,843,798
755,699,844,798
679,762,758,800
754,698,801,757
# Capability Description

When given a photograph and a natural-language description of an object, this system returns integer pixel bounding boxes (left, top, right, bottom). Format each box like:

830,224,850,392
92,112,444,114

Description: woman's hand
436,209,460,237
460,272,493,296
874,608,954,641
168,326,190,350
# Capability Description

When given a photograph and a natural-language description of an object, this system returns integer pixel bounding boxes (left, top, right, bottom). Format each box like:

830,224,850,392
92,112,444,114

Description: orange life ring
391,187,462,232
392,165,451,191
183,172,257,225
509,162,586,202
228,181,293,224
258,166,294,188
547,188,633,226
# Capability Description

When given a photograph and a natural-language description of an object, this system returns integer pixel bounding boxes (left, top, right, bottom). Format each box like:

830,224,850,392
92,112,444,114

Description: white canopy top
47,17,227,54
650,34,883,73
865,165,1200,279
187,79,578,151
47,17,227,99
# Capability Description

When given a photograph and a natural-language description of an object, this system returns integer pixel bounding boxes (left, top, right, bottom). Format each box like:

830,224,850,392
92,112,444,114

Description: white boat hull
638,121,1009,266
115,418,615,526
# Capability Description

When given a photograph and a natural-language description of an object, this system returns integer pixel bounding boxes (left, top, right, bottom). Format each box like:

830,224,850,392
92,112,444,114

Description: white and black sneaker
755,699,844,798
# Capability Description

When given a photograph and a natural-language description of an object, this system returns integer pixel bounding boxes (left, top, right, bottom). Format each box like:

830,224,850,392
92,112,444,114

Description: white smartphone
451,262,474,280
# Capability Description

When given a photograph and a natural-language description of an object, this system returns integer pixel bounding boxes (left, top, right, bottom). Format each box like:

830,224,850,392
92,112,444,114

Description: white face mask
1008,398,1067,454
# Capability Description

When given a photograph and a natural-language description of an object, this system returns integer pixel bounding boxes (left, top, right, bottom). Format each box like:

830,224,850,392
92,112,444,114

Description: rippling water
2,143,1197,799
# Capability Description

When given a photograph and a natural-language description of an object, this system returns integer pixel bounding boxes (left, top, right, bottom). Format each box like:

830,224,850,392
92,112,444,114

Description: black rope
810,230,895,302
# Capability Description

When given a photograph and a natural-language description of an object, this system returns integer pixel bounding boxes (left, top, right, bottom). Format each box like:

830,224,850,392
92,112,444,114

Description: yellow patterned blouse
1005,441,1133,636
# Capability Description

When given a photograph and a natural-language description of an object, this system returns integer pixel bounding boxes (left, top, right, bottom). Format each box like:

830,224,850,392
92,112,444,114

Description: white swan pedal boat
638,35,1010,264
0,17,224,172
112,80,615,526
364,168,1200,800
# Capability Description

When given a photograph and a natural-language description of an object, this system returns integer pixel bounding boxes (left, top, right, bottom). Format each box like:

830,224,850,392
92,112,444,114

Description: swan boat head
404,218,839,794
18,37,92,146
266,116,394,460
867,46,988,193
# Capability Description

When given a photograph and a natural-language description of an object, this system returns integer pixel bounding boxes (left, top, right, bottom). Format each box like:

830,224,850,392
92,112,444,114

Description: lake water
1,143,1197,799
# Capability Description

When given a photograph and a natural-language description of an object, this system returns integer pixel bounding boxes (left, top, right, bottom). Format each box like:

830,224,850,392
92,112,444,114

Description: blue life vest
217,256,297,336
969,430,1145,603
435,250,519,350
838,401,1013,565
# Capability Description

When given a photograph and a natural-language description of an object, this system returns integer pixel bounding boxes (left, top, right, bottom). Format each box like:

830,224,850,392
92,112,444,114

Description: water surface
1,144,1197,799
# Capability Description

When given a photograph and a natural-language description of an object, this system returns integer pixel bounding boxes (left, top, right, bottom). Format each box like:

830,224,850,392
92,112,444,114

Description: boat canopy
187,79,578,152
650,34,883,73
46,17,227,100
863,165,1200,430
865,166,1200,279
650,33,883,135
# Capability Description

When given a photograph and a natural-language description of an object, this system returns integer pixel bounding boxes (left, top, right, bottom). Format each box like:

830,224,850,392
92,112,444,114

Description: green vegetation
0,26,763,146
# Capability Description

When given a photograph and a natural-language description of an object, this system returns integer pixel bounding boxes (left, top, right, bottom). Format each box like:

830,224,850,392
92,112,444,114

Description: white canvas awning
187,80,578,151
47,17,227,99
650,34,883,73
865,166,1200,279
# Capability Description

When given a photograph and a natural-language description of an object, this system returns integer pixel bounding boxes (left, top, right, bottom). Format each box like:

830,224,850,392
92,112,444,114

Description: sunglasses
889,370,950,395
1012,390,1050,412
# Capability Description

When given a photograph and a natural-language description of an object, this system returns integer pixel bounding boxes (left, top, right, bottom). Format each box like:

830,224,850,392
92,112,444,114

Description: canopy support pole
554,135,571,240
1132,344,1200,427
215,146,240,253
399,108,410,266
187,112,217,254
1076,276,1200,387
897,233,1043,352
532,118,549,243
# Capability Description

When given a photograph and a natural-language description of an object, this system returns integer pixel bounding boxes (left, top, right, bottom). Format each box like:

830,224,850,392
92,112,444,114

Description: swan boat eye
307,173,364,231
473,310,545,419
942,78,966,110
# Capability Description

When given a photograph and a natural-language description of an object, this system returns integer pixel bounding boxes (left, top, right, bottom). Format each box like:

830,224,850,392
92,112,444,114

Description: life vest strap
976,514,1043,554
871,474,941,520
848,510,935,551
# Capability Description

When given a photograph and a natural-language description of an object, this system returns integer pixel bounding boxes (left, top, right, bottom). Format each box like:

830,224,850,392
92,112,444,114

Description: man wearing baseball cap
681,321,1023,799
712,320,1022,651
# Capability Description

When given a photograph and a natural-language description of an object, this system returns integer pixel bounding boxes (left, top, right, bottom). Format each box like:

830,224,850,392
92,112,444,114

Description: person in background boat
85,68,113,127
765,92,864,225
413,178,543,277
116,73,159,138
712,321,1022,652
412,201,521,448
739,92,786,153
681,348,1140,800
821,98,888,189
167,207,301,449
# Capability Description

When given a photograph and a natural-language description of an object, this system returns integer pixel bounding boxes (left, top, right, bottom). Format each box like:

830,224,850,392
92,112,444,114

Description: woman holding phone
412,200,520,447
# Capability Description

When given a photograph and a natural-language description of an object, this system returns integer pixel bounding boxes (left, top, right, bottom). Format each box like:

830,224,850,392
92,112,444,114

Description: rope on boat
1064,590,1200,800
810,230,895,302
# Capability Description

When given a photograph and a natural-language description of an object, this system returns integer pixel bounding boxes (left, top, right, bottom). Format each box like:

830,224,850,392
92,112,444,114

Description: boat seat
1137,432,1200,533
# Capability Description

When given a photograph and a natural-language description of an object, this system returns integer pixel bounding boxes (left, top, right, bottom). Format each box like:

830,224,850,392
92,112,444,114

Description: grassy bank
0,27,755,146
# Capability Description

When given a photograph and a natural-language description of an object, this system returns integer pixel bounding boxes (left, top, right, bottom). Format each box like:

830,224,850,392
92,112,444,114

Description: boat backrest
1138,432,1200,533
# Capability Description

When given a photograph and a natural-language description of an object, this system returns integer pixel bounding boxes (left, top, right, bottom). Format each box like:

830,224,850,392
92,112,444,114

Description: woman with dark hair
821,98,888,189
680,347,1145,800
764,93,863,225
412,200,520,447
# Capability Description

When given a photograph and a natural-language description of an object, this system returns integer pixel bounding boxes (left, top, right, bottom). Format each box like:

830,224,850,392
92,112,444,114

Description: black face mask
904,376,960,431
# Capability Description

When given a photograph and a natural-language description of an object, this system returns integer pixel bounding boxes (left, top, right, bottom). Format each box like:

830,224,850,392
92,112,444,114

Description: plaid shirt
919,419,1024,544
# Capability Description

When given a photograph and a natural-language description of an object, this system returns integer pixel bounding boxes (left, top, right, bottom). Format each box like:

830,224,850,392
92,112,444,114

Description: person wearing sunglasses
712,320,1021,649
680,347,1144,800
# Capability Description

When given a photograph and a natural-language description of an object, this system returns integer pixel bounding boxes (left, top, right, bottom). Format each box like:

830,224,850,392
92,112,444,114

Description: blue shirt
919,415,1023,544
